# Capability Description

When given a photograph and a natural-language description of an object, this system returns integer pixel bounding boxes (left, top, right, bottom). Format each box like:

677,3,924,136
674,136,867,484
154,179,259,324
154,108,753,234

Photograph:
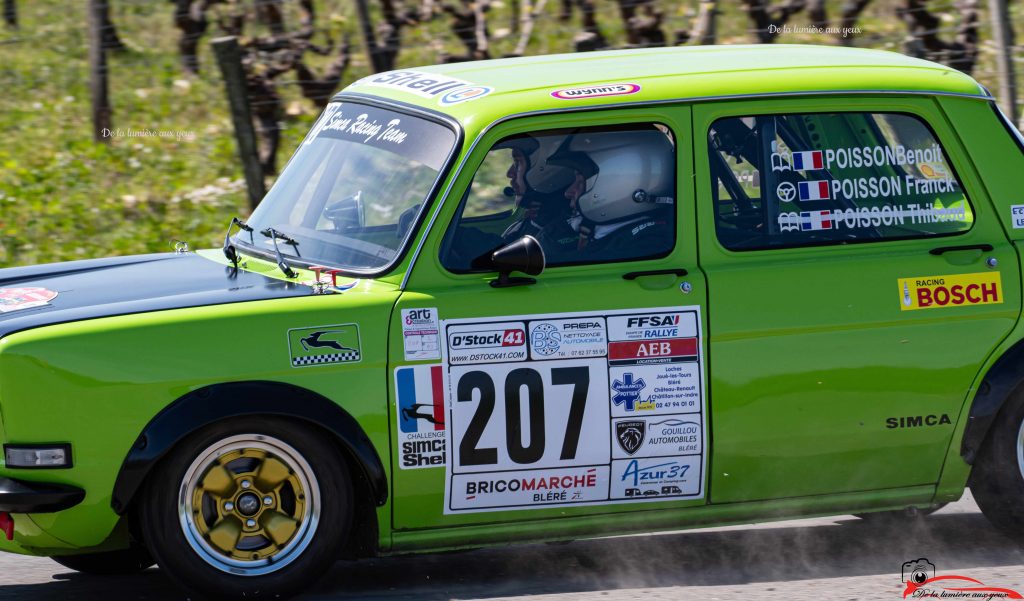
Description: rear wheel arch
961,340,1024,464
111,381,388,519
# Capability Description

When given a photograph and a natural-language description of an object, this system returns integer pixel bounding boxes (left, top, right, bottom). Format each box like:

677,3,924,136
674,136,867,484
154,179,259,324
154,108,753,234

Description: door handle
929,244,993,256
622,268,688,280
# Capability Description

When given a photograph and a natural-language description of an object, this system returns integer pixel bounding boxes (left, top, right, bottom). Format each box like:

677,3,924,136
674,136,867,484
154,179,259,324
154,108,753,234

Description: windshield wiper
261,228,299,278
222,217,254,268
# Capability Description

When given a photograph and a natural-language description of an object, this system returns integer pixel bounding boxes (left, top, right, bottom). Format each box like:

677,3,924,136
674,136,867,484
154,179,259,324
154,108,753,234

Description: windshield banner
305,103,454,171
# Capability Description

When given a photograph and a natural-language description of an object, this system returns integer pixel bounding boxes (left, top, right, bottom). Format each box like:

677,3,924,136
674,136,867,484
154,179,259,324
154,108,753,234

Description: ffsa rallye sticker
440,307,706,513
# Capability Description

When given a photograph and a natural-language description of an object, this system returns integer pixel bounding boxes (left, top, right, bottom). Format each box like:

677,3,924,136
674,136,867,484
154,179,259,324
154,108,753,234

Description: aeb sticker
897,272,1003,311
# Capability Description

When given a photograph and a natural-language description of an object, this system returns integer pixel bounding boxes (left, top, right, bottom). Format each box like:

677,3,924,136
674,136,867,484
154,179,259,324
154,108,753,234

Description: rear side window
708,112,973,250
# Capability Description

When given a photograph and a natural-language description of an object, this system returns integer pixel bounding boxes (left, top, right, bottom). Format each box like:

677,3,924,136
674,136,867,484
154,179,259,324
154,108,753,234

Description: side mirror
490,235,545,288
324,190,364,230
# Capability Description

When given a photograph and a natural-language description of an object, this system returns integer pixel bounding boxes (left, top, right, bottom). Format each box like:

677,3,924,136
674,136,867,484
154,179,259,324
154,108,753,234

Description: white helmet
495,133,576,194
548,127,675,224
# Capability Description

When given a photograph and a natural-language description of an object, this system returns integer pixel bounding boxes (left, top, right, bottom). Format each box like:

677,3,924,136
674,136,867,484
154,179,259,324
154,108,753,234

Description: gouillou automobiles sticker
440,306,707,514
0,287,57,313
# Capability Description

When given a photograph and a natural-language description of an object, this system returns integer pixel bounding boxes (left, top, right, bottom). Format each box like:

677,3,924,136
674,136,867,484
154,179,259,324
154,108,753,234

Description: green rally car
3,44,1024,598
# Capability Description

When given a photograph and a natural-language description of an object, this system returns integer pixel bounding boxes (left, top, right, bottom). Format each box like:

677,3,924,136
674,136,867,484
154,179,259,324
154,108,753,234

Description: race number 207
449,358,609,474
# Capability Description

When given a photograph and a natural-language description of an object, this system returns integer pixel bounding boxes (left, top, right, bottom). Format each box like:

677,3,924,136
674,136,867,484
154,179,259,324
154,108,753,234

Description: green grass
0,0,1020,268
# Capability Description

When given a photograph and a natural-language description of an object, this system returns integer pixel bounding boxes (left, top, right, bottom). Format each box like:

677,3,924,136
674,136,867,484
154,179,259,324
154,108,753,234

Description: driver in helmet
496,134,577,241
446,133,576,269
536,126,676,263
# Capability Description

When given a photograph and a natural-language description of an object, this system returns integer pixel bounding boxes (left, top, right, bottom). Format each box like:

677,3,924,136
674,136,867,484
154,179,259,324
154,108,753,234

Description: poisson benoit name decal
550,83,642,100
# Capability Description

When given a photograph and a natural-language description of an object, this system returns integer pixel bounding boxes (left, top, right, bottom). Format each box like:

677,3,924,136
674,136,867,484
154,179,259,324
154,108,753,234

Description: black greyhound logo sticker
300,330,357,352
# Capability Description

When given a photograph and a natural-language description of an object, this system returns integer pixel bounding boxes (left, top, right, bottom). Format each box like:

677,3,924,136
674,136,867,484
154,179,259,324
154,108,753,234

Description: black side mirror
490,235,545,288
324,191,364,230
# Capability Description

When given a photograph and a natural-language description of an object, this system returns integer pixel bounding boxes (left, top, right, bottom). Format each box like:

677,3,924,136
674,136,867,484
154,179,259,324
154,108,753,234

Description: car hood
0,252,311,339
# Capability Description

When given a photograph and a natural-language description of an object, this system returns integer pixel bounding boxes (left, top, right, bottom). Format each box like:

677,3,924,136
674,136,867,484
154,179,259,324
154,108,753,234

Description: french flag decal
798,180,831,201
792,150,824,171
800,210,833,231
396,365,445,433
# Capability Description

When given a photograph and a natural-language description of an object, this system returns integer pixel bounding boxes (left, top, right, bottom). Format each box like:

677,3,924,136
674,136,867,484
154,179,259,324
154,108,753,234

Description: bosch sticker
897,272,1003,311
441,306,706,513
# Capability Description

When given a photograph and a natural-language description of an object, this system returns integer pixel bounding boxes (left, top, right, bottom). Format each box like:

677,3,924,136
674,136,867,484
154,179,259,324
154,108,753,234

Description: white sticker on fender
441,306,706,513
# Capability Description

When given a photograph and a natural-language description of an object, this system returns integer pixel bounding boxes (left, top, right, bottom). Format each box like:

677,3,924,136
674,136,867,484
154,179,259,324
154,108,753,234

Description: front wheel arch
111,381,388,516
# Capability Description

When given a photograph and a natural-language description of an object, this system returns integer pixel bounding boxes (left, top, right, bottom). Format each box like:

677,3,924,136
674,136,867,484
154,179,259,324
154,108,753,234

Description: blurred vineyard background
0,0,1021,267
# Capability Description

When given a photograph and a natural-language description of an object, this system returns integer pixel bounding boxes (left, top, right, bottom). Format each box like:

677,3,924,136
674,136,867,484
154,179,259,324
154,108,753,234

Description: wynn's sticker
287,324,361,367
0,287,57,314
550,83,641,100
394,365,446,469
441,306,706,514
897,272,1003,311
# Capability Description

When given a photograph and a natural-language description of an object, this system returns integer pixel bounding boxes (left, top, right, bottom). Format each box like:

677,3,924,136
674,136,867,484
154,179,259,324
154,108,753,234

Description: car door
694,96,1021,504
387,107,711,535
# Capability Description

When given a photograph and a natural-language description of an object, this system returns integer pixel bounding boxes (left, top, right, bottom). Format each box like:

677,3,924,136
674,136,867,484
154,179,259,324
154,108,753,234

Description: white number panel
442,307,707,513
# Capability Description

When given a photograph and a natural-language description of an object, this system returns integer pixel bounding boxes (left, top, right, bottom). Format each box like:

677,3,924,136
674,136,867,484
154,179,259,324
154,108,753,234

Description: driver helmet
547,126,675,224
495,133,577,195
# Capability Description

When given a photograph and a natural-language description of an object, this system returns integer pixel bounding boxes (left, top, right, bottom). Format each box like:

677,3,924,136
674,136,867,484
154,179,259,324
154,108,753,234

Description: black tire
972,393,1024,537
51,545,154,575
140,417,353,600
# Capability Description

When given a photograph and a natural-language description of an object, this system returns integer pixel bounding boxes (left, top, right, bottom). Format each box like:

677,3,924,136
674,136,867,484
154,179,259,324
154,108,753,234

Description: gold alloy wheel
178,434,321,576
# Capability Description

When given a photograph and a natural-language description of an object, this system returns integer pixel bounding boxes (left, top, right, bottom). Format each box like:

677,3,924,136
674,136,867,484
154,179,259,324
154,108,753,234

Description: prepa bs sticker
0,287,57,313
550,83,641,100
287,324,361,367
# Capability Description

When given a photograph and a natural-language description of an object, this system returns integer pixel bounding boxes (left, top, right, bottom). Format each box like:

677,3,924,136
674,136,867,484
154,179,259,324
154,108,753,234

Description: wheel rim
1018,418,1024,484
178,434,320,576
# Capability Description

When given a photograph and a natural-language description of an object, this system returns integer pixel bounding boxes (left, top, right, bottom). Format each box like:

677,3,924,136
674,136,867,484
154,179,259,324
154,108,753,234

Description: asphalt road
1,491,1022,601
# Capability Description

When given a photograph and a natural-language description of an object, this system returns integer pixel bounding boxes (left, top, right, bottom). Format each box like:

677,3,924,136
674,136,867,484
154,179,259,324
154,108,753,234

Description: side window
709,112,973,250
441,124,677,271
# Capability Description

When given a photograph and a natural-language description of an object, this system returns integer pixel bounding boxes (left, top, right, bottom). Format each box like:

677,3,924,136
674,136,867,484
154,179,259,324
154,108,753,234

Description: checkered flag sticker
288,324,362,368
291,350,361,366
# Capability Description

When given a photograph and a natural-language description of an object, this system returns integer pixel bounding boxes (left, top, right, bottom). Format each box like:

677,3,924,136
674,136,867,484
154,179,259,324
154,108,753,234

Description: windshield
240,101,458,272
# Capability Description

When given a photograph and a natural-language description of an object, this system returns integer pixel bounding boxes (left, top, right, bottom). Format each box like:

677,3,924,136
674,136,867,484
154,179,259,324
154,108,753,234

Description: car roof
338,44,989,127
